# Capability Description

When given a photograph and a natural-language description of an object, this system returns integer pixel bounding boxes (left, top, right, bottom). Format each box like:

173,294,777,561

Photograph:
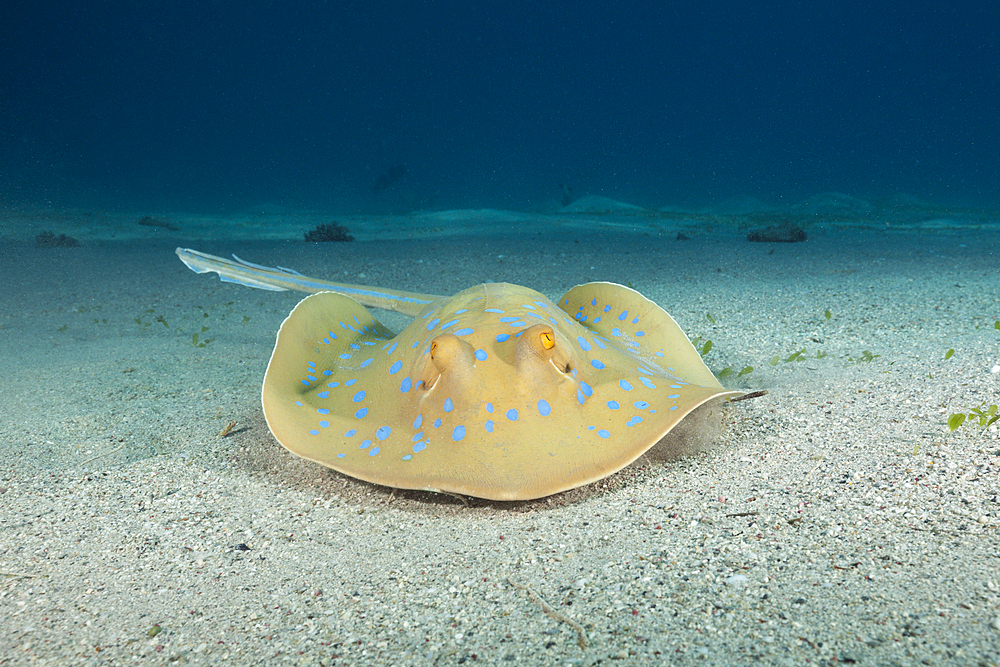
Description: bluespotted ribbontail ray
177,248,743,500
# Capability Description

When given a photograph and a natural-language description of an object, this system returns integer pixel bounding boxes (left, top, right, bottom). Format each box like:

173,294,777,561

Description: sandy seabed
1,214,999,666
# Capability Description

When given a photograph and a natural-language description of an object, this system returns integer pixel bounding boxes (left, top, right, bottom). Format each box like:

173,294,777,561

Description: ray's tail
175,248,439,316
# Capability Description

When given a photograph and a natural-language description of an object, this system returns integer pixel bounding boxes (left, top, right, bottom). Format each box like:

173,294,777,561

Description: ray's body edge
269,389,742,502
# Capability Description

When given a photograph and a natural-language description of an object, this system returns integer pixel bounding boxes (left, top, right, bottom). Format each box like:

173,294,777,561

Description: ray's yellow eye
540,331,555,350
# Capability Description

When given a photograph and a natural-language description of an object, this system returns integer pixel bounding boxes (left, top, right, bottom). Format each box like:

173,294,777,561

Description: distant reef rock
137,215,180,231
304,222,355,242
747,222,807,243
36,230,80,248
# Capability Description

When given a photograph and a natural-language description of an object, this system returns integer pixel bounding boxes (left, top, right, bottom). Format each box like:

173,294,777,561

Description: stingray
176,248,743,500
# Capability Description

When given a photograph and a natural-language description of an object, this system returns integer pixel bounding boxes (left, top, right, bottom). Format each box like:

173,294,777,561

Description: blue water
2,1,999,217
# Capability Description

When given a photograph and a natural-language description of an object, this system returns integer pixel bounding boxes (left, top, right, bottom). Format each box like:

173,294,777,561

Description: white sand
1,213,999,665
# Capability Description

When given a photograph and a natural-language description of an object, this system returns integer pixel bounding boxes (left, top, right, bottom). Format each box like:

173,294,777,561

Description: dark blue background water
3,1,998,213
